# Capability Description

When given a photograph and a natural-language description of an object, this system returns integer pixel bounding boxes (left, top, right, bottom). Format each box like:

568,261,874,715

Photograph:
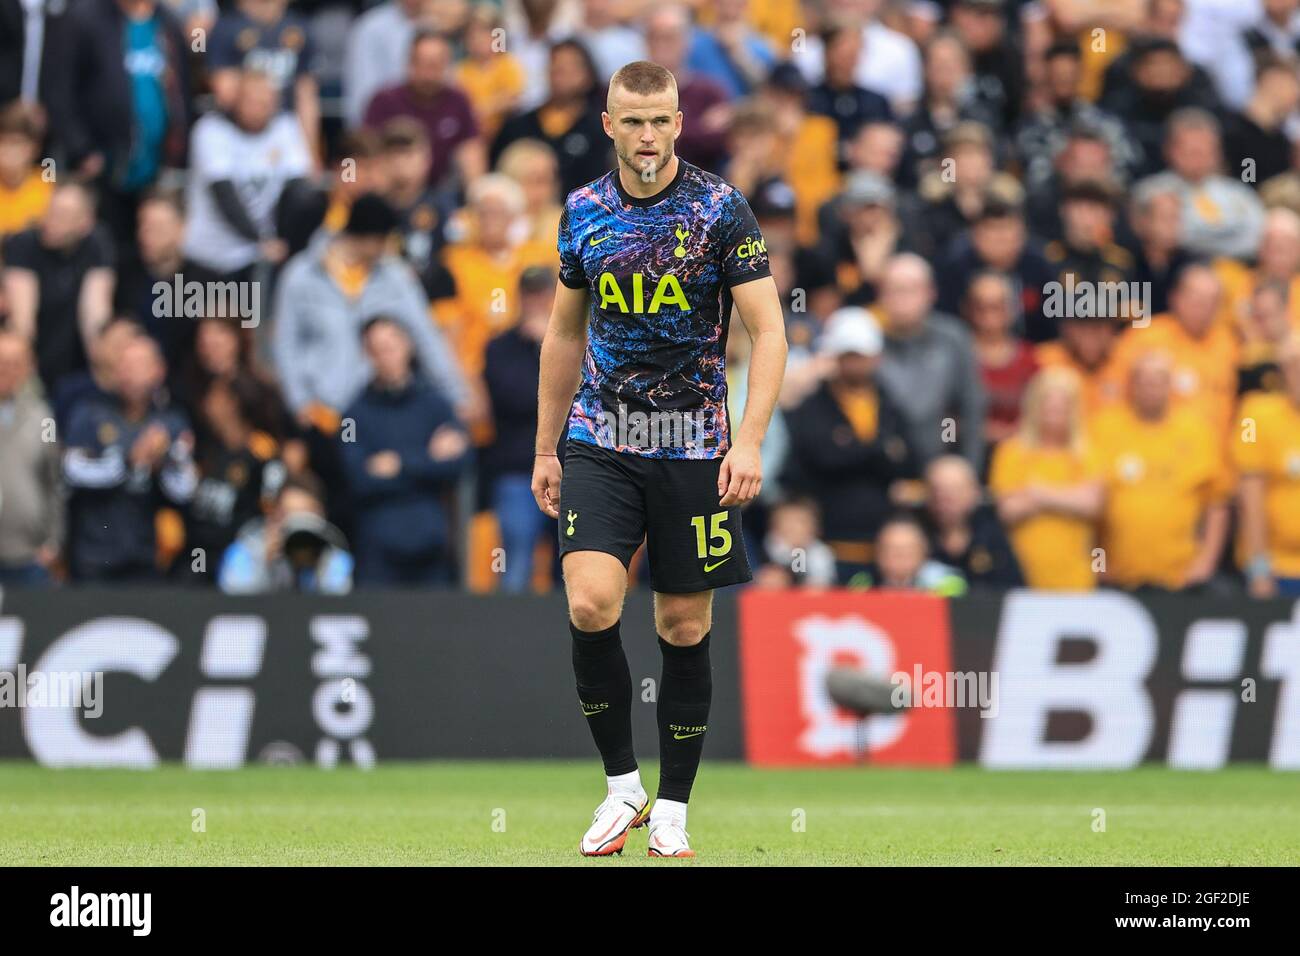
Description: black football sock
656,632,713,803
571,619,637,777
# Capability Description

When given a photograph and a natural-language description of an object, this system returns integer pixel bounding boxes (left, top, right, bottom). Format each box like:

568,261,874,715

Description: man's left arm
720,274,786,506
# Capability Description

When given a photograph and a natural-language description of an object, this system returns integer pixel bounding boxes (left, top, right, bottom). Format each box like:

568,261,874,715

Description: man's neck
618,154,678,201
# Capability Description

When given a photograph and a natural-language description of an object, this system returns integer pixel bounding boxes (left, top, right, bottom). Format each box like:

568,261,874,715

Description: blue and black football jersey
557,159,771,460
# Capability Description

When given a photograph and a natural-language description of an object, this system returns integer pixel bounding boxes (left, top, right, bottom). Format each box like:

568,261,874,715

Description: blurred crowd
3,0,1300,596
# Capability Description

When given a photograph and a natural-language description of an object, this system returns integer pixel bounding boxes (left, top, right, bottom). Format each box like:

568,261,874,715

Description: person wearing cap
875,253,987,469
271,192,469,434
781,306,917,580
814,170,909,305
340,316,471,587
482,266,559,593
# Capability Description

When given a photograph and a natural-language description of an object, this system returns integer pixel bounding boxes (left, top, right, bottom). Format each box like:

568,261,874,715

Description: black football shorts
557,439,753,594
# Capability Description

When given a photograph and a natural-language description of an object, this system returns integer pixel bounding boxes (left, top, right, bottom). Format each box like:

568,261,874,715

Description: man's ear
601,111,614,138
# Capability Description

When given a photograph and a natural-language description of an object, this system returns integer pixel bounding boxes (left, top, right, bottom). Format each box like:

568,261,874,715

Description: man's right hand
531,454,562,518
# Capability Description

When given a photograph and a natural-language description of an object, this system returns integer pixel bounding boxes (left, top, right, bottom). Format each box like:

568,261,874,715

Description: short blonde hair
1018,367,1086,452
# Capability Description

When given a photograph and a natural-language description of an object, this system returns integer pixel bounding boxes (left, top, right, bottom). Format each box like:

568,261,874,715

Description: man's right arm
531,282,589,517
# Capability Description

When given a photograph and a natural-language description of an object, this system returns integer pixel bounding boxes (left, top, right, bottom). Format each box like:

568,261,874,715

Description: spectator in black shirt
1,182,115,395
924,453,1024,588
1223,55,1300,189
491,39,611,194
808,18,892,168
483,266,557,593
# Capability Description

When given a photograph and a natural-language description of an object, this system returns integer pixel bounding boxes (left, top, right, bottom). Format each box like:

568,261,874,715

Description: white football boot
579,788,650,856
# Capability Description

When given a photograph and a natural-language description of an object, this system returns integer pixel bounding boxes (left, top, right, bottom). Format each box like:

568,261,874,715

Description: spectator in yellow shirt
1033,313,1126,420
1234,342,1300,597
989,367,1104,591
440,174,555,378
0,103,52,239
495,138,563,249
1213,207,1300,335
1113,262,1239,438
455,6,526,140
1090,350,1233,591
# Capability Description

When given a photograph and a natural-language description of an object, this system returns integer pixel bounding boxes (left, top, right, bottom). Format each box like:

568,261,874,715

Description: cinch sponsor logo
50,886,152,936
735,236,766,259
597,271,691,313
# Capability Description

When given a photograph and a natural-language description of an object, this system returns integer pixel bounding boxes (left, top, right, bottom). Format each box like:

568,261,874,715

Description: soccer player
532,61,787,858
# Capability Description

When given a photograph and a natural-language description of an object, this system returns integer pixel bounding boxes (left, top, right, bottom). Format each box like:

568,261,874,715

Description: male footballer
532,61,787,858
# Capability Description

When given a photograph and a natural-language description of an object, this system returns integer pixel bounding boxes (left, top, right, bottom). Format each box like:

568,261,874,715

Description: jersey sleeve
557,200,586,290
720,190,772,288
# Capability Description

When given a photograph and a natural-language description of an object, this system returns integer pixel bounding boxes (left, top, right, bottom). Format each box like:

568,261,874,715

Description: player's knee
568,589,622,632
658,616,709,647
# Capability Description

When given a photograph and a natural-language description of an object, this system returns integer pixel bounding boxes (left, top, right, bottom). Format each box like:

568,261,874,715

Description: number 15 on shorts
691,511,733,572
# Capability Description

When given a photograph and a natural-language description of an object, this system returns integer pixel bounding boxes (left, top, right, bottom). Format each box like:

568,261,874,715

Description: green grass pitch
1,762,1295,865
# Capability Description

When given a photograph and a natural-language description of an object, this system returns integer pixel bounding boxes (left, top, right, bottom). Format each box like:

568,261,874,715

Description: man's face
364,322,413,385
849,123,904,176
1135,191,1181,247
604,87,681,181
825,29,863,80
408,38,450,94
1130,358,1172,417
549,46,591,101
834,351,878,387
1045,54,1081,103
1170,269,1221,337
1258,219,1300,277
350,235,388,267
0,335,31,398
926,460,978,526
115,339,164,403
234,75,279,132
965,277,1011,335
877,524,927,586
952,4,1003,51
972,216,1024,269
880,263,934,331
474,193,516,246
645,14,688,70
386,144,432,192
40,188,93,249
1058,138,1112,182
0,132,37,183
137,200,183,266
1060,319,1116,369
1136,50,1188,95
1060,198,1112,247
1167,126,1219,181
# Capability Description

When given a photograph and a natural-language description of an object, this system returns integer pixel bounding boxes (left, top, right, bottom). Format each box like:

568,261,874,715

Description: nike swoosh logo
673,732,704,739
589,234,615,246
703,557,731,572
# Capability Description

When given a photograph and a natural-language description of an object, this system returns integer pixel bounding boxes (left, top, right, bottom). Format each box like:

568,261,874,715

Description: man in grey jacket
874,253,987,469
0,332,63,586
271,192,468,424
